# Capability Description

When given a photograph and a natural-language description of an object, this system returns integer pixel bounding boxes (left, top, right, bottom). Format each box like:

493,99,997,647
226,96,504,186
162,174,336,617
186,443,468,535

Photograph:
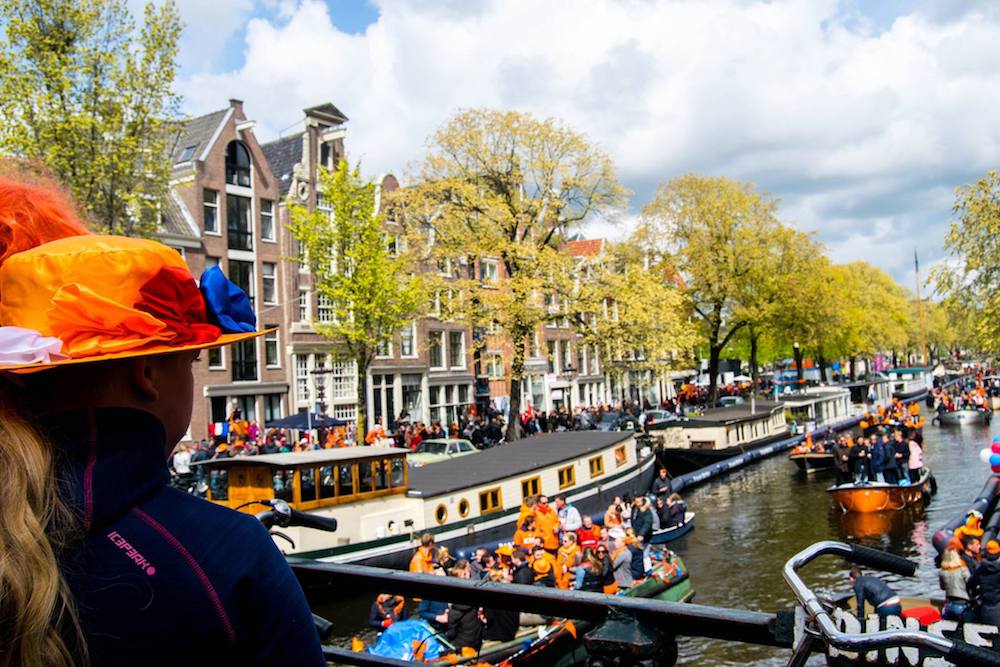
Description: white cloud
175,0,1000,284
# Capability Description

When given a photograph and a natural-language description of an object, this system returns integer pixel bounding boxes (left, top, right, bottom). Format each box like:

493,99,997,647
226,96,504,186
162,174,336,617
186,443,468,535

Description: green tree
288,161,426,441
639,175,784,403
933,169,1000,355
395,108,628,440
0,0,182,236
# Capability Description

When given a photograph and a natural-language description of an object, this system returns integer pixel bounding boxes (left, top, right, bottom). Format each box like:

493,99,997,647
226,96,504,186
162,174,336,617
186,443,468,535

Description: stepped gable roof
171,108,230,164
563,238,604,258
407,431,633,498
261,135,302,196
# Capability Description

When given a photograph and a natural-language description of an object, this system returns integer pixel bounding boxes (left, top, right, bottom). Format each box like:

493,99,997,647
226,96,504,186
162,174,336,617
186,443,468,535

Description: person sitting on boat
555,495,582,534
575,550,609,593
604,500,625,539
940,548,974,622
576,515,601,550
651,467,672,499
368,593,408,630
483,569,519,642
849,437,872,485
469,547,493,581
437,546,456,572
849,568,902,620
555,532,581,590
611,536,635,592
832,437,852,486
514,515,538,551
534,495,561,554
409,533,437,574
892,430,911,484
969,540,1000,626
416,564,450,631
510,547,534,586
530,545,556,587
665,493,687,528
445,561,485,655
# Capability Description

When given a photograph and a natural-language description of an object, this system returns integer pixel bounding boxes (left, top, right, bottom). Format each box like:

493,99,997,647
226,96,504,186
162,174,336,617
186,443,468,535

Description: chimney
228,98,244,114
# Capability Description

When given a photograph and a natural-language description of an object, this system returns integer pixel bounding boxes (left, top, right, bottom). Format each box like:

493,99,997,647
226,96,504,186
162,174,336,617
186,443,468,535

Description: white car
408,438,479,467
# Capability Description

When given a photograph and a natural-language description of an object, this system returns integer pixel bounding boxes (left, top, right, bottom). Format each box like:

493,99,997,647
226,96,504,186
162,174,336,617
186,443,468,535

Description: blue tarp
369,619,452,661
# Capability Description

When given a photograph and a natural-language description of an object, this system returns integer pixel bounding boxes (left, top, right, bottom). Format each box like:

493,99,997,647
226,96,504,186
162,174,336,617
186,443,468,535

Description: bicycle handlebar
248,499,338,533
783,540,1000,666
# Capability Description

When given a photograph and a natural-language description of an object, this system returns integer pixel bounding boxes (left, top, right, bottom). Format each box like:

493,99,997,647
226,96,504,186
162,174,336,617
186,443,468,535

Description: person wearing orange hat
0,176,323,666
970,539,1000,625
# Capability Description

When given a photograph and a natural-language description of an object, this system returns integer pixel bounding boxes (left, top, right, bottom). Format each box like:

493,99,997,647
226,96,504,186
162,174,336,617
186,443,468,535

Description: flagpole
914,249,928,365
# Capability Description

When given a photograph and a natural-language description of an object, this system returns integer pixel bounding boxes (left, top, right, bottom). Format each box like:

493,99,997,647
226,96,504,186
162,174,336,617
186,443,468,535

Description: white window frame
208,344,225,370
375,337,393,359
448,330,466,370
260,199,276,242
400,323,417,358
295,354,310,404
298,288,311,322
264,330,280,369
261,262,277,305
203,188,220,235
317,294,334,323
487,353,504,379
480,258,498,285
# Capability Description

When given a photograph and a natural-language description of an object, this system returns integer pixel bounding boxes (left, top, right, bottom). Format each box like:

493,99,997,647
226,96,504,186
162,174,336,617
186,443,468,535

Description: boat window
557,465,575,490
210,469,229,501
359,461,374,493
614,445,627,467
273,468,294,502
458,498,470,517
390,458,405,487
520,476,540,500
301,468,317,502
319,466,336,499
374,459,389,491
589,456,605,478
338,464,355,496
435,504,448,525
479,487,502,514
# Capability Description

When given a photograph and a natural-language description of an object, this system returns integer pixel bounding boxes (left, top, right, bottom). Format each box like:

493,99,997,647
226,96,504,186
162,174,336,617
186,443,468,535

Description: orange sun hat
0,179,264,371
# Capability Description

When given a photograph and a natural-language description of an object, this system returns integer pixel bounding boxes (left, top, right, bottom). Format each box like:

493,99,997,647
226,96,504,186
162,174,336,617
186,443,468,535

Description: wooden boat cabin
885,367,932,400
842,377,892,411
650,401,788,452
201,447,409,512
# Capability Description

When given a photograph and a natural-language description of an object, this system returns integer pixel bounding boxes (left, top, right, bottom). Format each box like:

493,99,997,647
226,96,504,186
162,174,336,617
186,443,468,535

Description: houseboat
199,431,655,569
886,367,933,402
841,376,893,412
648,401,788,475
778,386,853,433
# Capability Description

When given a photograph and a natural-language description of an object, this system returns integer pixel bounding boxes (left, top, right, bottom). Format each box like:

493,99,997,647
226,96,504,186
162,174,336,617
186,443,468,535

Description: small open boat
827,470,935,513
937,408,991,425
789,451,835,474
650,511,695,544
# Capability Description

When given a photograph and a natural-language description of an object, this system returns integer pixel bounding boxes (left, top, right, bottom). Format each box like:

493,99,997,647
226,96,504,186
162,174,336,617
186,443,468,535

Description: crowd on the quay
790,399,926,486
364,477,687,654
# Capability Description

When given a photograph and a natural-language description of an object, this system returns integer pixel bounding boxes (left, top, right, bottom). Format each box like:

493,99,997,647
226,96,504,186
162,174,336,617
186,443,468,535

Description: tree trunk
850,355,857,381
818,354,828,384
892,349,899,368
707,344,722,406
749,331,759,394
356,356,369,444
793,345,804,386
504,327,528,442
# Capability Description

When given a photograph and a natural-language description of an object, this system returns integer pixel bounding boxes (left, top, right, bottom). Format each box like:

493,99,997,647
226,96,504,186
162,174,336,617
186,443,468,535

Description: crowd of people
938,511,1000,625
362,478,688,654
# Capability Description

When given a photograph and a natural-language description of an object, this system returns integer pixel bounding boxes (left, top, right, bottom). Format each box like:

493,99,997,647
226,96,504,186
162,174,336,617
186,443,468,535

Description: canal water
316,419,997,665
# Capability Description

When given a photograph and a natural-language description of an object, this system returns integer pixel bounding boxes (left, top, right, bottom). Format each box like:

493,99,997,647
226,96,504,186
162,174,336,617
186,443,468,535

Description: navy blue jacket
49,408,324,666
853,575,898,614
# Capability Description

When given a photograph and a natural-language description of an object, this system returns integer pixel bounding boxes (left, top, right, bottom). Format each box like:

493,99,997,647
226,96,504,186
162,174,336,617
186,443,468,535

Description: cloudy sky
162,0,1000,287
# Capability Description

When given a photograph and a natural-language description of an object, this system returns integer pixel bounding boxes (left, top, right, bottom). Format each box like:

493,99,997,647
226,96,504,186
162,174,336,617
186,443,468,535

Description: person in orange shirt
409,533,437,574
513,516,538,550
534,495,560,553
604,499,624,538
365,416,387,445
517,495,537,529
555,532,580,589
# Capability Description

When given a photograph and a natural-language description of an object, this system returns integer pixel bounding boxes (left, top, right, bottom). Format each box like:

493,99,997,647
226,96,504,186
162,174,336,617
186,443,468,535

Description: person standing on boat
576,515,600,550
969,540,1000,626
868,434,889,484
892,430,911,484
0,178,324,666
409,533,437,574
630,497,655,561
611,536,634,592
907,435,924,482
555,495,582,534
849,568,902,621
833,437,852,486
940,548,974,622
651,468,672,499
534,496,560,554
850,437,872,485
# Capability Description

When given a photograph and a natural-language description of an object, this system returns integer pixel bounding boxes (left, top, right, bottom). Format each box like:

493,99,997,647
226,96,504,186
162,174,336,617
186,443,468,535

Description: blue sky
169,0,1000,288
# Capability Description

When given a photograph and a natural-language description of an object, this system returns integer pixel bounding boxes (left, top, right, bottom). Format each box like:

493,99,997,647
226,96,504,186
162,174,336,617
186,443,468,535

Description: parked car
408,438,479,467
596,411,641,432
642,410,680,427
715,396,746,408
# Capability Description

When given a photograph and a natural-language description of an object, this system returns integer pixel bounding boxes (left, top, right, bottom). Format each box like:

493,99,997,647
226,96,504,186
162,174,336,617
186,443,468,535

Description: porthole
458,498,470,517
435,504,448,525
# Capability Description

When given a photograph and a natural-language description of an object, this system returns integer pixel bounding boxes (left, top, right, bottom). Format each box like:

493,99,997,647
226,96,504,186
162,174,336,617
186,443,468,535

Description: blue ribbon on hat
199,266,256,333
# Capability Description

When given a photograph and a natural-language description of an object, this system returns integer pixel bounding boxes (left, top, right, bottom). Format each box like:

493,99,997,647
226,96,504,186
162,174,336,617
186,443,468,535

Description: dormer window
225,141,251,187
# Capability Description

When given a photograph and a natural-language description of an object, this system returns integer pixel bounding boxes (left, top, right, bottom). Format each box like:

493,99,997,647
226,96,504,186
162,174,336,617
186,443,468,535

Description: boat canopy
198,447,409,512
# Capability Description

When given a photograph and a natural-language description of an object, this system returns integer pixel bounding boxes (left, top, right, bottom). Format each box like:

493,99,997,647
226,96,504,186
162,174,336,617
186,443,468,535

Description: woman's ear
126,357,160,403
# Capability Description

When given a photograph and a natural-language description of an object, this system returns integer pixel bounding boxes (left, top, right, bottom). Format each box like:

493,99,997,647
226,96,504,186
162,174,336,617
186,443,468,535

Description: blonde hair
0,398,85,667
941,548,965,570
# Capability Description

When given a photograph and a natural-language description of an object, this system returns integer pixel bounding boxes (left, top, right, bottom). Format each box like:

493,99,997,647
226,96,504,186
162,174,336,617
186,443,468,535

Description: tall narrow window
448,331,465,368
298,289,310,322
547,340,557,373
229,260,254,306
203,189,219,233
261,262,276,304
317,295,334,322
232,339,258,382
264,331,279,368
400,324,416,357
260,199,275,241
225,141,251,187
429,331,444,369
295,354,309,401
226,195,252,250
